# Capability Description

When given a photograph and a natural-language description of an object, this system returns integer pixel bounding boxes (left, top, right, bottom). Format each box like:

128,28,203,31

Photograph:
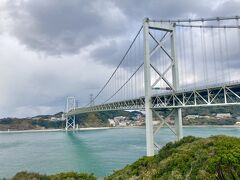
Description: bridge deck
67,81,240,115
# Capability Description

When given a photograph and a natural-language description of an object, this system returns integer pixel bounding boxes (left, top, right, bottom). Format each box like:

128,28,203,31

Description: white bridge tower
143,18,183,156
65,96,76,130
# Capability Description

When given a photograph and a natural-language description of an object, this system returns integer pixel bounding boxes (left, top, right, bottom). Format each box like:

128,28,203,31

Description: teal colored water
0,127,239,178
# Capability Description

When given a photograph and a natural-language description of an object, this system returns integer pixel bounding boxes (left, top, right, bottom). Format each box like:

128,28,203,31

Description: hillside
1,105,240,131
106,135,240,179
0,110,140,131
157,106,240,126
0,117,65,131
75,110,133,127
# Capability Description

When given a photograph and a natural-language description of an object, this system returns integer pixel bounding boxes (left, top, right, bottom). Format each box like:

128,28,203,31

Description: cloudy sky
0,0,240,118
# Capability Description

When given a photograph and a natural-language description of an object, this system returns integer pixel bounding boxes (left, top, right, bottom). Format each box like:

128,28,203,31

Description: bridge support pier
152,109,183,151
174,108,183,140
65,115,76,130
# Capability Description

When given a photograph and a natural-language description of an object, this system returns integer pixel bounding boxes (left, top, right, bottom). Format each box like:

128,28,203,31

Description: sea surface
0,127,239,178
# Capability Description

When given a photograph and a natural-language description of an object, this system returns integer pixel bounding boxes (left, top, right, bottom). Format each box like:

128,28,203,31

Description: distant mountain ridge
0,110,143,131
0,106,239,131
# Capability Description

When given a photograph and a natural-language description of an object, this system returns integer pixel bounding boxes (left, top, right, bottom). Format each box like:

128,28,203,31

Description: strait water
0,127,239,178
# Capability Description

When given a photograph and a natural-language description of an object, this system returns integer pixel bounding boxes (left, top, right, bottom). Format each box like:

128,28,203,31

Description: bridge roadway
67,80,240,115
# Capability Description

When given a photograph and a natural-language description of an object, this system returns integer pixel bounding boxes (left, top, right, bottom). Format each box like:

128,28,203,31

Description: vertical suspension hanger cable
163,36,166,88
132,46,134,99
117,69,119,101
236,17,240,62
160,31,164,89
119,64,121,101
178,27,184,87
137,32,140,98
160,32,164,89
126,55,128,100
139,34,141,97
117,69,119,102
115,67,117,102
122,58,124,100
223,27,230,82
121,59,123,101
122,62,124,100
217,18,224,82
211,27,217,82
153,29,157,88
200,21,207,84
134,36,138,99
123,58,126,100
189,20,196,87
142,34,144,96
181,26,187,87
158,31,161,90
128,53,130,101
119,65,121,101
120,67,122,101
134,35,137,99
201,21,208,83
129,46,131,100
130,48,132,99
125,52,128,100
113,71,116,102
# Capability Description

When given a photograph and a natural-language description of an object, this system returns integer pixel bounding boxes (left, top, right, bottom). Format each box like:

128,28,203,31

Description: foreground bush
105,135,240,179
12,171,97,180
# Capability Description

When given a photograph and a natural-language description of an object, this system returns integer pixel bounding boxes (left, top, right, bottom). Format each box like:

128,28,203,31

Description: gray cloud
113,0,212,21
5,0,240,63
211,0,240,16
1,0,240,117
6,0,127,55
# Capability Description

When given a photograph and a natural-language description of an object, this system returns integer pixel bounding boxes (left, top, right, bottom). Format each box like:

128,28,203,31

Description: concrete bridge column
174,108,183,140
143,18,154,157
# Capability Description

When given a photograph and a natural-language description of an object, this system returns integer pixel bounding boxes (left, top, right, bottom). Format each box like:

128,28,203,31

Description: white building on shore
216,113,232,119
108,119,116,127
185,115,199,119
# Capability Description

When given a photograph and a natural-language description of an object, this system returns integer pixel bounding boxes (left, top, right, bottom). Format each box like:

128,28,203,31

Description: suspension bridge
65,16,240,156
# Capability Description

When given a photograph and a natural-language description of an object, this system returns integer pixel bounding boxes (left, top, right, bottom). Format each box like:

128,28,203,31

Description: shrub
106,135,240,179
12,171,97,180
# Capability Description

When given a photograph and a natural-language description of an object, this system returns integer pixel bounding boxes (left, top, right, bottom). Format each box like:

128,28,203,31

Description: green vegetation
183,117,237,125
0,110,137,131
184,106,240,116
1,106,239,131
12,171,97,180
182,106,240,125
75,110,140,127
0,118,66,131
106,135,240,179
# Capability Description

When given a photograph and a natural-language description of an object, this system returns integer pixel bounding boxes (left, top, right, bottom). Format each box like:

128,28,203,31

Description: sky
0,0,240,118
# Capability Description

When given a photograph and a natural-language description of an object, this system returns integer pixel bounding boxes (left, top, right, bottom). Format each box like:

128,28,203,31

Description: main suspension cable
86,26,143,106
153,16,240,23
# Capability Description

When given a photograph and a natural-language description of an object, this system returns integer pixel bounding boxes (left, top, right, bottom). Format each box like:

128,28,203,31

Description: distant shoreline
0,127,111,134
0,125,239,134
0,128,64,134
183,125,240,128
